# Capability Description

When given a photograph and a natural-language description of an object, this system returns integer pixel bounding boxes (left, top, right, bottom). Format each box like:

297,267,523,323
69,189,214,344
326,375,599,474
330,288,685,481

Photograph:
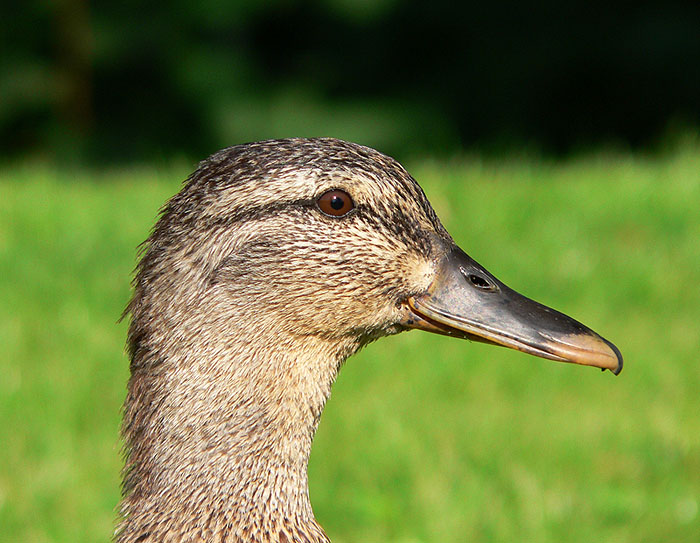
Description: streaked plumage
118,138,621,543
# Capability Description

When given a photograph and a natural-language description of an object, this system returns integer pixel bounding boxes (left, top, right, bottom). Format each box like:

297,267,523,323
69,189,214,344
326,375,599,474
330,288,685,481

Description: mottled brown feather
118,138,452,543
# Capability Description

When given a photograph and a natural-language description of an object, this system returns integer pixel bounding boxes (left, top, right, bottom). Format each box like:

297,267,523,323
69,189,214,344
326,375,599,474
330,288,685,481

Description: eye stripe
191,199,312,228
188,190,358,229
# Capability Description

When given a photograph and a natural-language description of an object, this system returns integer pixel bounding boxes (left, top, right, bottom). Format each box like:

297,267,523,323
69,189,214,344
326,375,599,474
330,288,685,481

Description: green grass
1,144,699,543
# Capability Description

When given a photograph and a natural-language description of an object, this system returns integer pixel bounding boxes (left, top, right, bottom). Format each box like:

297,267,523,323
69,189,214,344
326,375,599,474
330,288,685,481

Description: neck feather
118,325,356,543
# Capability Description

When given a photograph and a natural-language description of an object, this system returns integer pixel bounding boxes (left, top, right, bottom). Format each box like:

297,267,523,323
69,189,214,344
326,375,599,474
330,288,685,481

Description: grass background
1,142,698,542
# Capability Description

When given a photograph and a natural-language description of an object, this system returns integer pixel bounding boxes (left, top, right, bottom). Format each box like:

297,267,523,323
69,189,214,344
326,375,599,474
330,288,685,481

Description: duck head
155,137,621,374
121,137,621,543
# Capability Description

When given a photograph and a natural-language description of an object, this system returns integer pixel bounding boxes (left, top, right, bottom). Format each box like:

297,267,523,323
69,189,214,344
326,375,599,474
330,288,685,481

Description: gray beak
403,246,623,375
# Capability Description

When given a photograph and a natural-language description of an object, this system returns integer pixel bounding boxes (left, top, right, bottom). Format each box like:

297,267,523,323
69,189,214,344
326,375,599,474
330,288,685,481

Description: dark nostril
459,266,496,291
463,270,495,291
468,274,490,288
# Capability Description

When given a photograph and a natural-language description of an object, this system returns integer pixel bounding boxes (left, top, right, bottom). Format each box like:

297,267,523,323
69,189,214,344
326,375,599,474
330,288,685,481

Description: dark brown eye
316,189,355,217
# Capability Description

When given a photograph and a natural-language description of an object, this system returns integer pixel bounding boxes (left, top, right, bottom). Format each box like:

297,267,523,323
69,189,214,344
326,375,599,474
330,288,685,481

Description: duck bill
404,246,623,375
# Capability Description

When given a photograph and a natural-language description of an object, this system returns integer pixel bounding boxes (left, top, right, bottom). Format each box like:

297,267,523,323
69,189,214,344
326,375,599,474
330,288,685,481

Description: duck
118,137,622,543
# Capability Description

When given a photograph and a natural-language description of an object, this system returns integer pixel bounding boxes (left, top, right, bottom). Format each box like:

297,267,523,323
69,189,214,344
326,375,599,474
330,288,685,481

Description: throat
118,333,354,543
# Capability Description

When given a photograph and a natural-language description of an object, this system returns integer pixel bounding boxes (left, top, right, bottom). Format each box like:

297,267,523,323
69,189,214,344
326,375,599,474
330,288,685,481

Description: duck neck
118,328,356,543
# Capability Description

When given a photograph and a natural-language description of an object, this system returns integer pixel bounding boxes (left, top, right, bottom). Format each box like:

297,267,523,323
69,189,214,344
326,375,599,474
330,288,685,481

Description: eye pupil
317,189,355,217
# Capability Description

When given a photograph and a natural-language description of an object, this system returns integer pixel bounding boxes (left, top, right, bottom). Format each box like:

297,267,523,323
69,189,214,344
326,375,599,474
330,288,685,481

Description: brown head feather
118,139,452,543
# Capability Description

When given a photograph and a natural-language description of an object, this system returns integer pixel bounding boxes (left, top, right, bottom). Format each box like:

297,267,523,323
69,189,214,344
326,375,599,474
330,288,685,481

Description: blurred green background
1,1,699,543
2,0,700,162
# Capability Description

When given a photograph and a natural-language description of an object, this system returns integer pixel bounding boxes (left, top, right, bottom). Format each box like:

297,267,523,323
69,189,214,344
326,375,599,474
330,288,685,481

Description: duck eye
316,189,354,217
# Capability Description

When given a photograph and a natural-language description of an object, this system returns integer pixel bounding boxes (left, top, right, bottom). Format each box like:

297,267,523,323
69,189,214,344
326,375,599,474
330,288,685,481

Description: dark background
3,0,700,163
